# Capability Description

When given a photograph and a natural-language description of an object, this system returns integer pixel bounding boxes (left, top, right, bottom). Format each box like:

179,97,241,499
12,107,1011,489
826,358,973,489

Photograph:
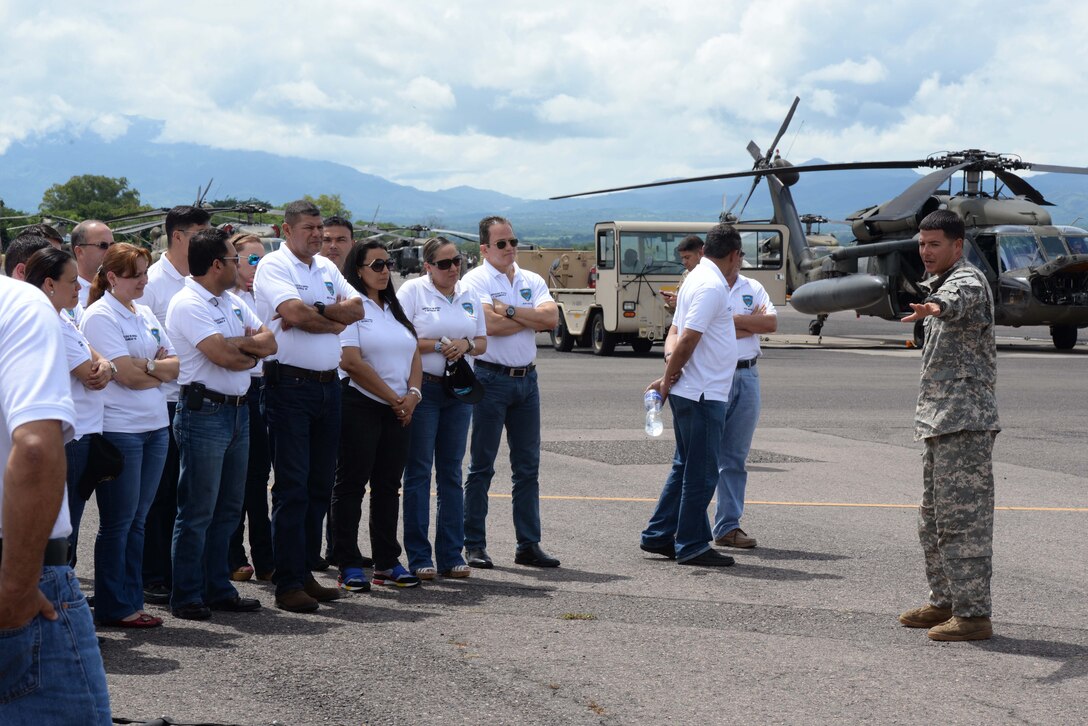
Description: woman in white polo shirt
331,241,423,590
397,237,487,579
80,243,180,628
24,247,113,568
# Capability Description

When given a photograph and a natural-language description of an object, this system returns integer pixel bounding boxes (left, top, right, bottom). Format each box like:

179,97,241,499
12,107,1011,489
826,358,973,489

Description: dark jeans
265,373,341,595
332,385,410,571
142,401,178,588
228,377,274,575
64,435,92,568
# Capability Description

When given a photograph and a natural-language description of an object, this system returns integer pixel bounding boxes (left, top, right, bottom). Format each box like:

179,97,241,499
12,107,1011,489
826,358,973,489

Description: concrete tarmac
85,308,1086,725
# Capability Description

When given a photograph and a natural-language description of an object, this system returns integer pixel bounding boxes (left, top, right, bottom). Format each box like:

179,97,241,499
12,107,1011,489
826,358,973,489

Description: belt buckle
509,366,527,377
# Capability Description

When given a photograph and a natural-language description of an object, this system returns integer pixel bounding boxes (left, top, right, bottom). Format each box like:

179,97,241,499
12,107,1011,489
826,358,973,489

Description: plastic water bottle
644,390,664,437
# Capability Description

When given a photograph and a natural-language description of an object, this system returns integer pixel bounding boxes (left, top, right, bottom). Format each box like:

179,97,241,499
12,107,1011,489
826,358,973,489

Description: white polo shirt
0,277,75,539
670,257,737,403
235,289,264,378
80,292,174,433
143,253,187,403
253,245,360,371
460,259,552,367
166,278,264,397
397,275,486,376
59,313,105,439
730,274,776,362
340,297,417,404
77,275,93,309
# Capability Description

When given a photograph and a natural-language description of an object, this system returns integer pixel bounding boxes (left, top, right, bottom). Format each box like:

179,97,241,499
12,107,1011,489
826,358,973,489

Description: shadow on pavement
739,546,851,562
974,633,1088,684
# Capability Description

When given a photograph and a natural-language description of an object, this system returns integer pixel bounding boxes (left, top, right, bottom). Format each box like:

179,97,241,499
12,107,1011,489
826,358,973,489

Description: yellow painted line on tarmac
490,493,1088,512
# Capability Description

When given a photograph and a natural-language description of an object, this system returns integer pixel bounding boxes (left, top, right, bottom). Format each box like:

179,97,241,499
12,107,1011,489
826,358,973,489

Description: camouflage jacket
915,258,1000,440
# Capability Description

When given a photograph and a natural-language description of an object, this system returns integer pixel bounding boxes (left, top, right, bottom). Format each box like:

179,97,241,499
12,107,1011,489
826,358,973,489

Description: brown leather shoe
303,577,341,602
275,588,319,613
928,615,992,641
898,603,953,628
714,528,757,549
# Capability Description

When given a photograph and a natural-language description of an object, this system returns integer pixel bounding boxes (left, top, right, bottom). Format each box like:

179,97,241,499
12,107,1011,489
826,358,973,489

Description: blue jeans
265,374,341,594
64,435,92,567
713,366,761,538
95,428,169,622
0,566,110,725
143,402,178,588
171,400,250,608
641,394,726,562
465,366,542,551
229,377,274,574
404,379,472,572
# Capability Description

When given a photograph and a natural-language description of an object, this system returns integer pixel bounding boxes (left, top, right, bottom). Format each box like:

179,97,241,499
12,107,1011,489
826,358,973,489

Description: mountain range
4,117,1088,243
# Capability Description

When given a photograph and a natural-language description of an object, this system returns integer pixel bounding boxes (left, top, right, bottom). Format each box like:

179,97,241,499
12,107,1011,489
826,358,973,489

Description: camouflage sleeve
929,270,986,322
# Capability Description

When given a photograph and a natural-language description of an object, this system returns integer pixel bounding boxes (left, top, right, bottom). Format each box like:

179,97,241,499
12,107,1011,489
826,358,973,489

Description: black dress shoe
678,549,735,567
640,542,676,559
209,596,262,613
172,602,212,620
465,547,494,569
143,583,170,605
309,556,331,572
359,555,374,568
514,543,560,568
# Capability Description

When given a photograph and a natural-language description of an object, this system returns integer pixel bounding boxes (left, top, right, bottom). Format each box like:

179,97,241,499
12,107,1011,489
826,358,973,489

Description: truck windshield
997,234,1045,270
619,233,689,275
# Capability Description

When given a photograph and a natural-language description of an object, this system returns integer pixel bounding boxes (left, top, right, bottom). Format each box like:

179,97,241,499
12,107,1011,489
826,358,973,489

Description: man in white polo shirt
166,228,276,620
713,245,778,550
253,199,362,613
460,215,560,569
140,205,213,605
71,219,116,310
0,276,111,723
641,223,741,567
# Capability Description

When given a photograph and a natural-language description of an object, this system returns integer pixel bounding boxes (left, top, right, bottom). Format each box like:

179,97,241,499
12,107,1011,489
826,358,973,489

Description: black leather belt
476,360,535,378
736,359,758,369
422,372,444,384
180,385,248,406
277,363,338,383
0,537,69,567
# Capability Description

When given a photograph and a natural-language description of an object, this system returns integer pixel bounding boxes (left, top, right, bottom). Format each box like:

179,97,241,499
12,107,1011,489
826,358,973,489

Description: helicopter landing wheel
1051,325,1077,350
808,318,824,336
913,320,925,349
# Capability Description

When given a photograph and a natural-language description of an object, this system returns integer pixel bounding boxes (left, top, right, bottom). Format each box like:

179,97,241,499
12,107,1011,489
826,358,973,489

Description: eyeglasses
218,256,241,265
363,258,393,272
77,242,114,250
246,254,260,266
489,238,519,249
430,255,462,270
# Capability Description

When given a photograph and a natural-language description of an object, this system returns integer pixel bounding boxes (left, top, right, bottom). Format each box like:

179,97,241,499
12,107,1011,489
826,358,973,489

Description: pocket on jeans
0,618,41,704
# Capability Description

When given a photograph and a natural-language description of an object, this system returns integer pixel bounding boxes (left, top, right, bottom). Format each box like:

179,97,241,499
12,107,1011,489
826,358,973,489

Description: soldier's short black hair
323,215,353,235
704,223,742,260
919,210,965,241
678,235,704,253
165,206,211,247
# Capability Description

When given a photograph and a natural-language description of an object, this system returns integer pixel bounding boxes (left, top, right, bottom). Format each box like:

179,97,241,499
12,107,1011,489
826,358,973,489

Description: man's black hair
165,206,211,247
4,235,51,277
678,235,704,253
323,215,354,236
188,227,231,277
478,215,512,246
704,223,742,260
284,200,322,225
919,210,965,241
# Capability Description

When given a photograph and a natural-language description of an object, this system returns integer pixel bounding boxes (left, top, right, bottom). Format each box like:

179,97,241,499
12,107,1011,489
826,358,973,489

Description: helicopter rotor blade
764,96,800,164
866,162,972,222
993,170,1051,206
1022,162,1088,176
746,141,763,163
735,176,763,219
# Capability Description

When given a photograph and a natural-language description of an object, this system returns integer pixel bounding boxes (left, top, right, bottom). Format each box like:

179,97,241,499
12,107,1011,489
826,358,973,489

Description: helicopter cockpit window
739,231,784,270
1040,236,1069,260
597,229,615,270
618,233,687,275
997,235,1045,271
1064,236,1088,255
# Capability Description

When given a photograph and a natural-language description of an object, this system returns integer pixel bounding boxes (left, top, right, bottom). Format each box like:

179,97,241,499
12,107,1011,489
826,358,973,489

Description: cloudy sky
2,0,1085,199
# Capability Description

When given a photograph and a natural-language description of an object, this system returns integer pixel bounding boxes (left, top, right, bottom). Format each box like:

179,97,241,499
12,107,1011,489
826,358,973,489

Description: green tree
299,193,351,220
40,175,149,220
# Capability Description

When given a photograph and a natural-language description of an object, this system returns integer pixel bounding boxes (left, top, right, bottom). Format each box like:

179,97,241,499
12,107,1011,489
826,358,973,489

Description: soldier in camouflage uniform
899,210,1000,642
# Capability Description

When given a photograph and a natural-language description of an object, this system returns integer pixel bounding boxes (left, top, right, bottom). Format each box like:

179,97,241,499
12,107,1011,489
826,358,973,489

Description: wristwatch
408,386,423,401
434,340,444,353
145,359,156,374
108,360,118,376
314,301,327,317
505,305,516,318
464,337,476,353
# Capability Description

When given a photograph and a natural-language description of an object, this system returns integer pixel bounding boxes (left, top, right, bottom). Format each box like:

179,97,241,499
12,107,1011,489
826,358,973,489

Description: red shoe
100,612,163,629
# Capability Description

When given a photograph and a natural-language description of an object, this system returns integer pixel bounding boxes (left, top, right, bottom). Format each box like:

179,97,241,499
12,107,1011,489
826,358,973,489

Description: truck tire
631,338,653,354
590,312,616,356
552,315,575,352
1051,325,1077,350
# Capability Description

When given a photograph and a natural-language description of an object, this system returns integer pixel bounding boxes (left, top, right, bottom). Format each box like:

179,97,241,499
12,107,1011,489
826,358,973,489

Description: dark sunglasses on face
77,242,114,250
490,238,519,249
431,255,462,270
364,258,393,272
247,254,260,266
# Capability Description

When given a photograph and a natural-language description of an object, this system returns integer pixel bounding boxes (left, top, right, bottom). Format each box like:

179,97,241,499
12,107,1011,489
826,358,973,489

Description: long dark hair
24,247,75,290
344,241,416,337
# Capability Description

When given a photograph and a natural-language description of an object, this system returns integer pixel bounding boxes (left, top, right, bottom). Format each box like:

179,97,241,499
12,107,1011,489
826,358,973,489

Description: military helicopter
554,98,1088,349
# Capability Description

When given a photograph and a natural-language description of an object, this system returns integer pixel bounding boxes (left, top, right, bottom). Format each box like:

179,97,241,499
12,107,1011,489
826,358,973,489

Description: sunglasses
246,254,260,266
363,258,393,272
430,255,462,271
490,238,519,249
77,242,114,250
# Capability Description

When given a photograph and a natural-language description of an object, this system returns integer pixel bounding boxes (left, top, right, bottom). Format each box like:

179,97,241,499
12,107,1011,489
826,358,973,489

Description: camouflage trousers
919,429,997,617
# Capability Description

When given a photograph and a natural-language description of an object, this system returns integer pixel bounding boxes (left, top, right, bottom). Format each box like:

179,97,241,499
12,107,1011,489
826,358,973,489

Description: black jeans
331,385,410,571
227,377,274,574
142,401,179,587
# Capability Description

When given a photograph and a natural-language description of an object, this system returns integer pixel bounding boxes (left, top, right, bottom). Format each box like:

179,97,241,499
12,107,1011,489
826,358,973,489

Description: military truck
519,220,790,355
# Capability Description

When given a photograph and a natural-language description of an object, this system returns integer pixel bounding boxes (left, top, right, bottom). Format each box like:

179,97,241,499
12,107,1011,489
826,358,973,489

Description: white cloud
804,57,888,85
397,77,456,111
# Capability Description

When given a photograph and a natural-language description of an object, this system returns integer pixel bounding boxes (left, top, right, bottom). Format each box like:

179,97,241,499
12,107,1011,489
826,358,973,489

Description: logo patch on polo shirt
149,326,161,344
519,288,531,301
324,281,335,296
462,302,474,315
742,294,753,307
233,306,243,322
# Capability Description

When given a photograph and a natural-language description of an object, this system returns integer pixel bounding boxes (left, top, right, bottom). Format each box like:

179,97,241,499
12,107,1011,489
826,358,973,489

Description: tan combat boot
927,615,993,641
898,604,953,628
